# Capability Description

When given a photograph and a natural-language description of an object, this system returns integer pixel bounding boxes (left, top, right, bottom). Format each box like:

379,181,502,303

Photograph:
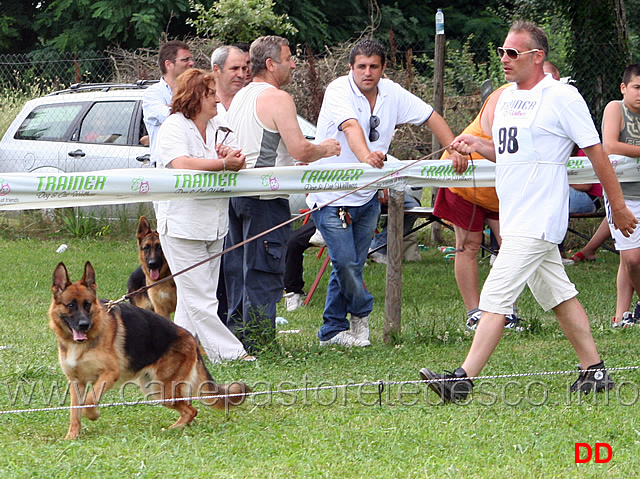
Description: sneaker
465,310,482,331
309,229,326,247
613,311,634,328
369,251,388,264
570,361,615,394
284,292,305,312
504,313,524,331
319,330,369,347
419,367,474,403
350,315,371,346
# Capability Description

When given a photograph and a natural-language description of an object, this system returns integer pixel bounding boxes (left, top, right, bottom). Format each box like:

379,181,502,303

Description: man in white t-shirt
308,38,456,348
419,21,638,403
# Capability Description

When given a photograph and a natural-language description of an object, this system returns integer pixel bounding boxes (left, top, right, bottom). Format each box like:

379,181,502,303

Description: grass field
0,234,639,478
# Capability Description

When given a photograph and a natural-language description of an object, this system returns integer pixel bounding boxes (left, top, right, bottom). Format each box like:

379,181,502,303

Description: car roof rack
47,80,160,96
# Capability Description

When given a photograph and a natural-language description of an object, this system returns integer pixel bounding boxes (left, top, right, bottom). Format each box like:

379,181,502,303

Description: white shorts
606,197,640,251
479,236,578,314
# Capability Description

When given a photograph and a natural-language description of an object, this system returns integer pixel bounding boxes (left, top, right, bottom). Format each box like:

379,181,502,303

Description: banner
0,155,638,211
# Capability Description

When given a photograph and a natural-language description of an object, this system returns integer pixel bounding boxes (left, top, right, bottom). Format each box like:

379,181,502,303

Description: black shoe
419,367,474,403
570,361,615,394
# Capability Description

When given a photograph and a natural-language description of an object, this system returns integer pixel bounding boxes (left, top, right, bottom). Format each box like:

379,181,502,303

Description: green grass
0,237,639,478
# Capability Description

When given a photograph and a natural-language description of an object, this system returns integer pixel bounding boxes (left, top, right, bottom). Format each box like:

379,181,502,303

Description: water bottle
435,9,444,35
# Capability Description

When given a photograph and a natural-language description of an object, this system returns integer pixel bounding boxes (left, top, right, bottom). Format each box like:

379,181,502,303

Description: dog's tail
204,381,250,410
196,360,249,410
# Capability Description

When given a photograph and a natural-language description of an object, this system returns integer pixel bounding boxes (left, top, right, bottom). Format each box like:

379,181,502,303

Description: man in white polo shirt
308,38,456,347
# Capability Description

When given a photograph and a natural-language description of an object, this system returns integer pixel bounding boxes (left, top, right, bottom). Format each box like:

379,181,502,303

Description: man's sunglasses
497,47,540,60
215,126,232,145
369,115,380,142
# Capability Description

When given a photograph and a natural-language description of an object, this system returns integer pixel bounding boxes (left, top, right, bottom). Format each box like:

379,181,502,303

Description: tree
188,0,297,44
33,0,194,52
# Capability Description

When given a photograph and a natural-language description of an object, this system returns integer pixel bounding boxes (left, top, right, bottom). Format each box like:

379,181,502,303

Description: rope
106,146,451,311
2,365,638,416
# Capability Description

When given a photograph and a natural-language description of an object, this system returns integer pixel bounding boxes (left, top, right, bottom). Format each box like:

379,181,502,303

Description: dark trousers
224,197,291,351
284,218,316,294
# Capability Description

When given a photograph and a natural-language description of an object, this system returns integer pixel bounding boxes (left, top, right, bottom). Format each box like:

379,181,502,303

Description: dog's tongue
73,329,87,342
150,269,160,281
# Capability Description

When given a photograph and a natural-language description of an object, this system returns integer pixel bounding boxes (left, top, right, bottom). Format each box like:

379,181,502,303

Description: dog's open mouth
72,329,88,342
149,268,160,281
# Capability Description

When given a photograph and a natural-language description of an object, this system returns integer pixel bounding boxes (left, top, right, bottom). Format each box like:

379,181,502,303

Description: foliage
32,0,193,52
187,0,298,43
54,209,110,239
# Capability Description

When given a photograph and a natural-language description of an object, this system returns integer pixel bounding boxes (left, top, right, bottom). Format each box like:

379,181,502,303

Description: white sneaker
368,251,388,264
284,292,305,312
309,229,326,247
319,330,369,347
350,315,371,346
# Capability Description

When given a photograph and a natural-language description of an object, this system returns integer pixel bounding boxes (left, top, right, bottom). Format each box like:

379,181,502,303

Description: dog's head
50,261,99,342
136,215,165,281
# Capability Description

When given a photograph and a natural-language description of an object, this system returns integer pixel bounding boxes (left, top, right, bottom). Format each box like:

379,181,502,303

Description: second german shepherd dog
127,216,176,319
50,261,248,440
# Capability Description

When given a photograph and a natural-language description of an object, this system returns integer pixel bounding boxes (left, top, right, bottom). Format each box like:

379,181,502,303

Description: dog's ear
81,261,97,292
137,215,151,243
52,262,71,296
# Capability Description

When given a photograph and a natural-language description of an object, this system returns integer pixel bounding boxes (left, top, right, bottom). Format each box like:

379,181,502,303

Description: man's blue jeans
311,195,380,341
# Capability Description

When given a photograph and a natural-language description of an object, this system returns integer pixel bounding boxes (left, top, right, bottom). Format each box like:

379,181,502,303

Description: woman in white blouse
156,68,253,362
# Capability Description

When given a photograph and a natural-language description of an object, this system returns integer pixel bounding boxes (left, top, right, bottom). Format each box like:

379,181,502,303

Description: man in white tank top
419,21,638,403
224,36,340,354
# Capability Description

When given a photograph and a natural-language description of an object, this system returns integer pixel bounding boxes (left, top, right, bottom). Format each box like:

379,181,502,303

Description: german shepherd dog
127,216,176,319
50,261,248,440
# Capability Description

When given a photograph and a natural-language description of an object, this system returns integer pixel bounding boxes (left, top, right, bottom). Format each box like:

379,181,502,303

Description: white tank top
226,82,294,169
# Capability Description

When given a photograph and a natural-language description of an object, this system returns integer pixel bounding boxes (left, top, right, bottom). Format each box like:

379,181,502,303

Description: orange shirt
440,85,509,212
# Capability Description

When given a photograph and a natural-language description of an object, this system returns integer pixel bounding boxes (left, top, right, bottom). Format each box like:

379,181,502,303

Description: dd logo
574,443,612,463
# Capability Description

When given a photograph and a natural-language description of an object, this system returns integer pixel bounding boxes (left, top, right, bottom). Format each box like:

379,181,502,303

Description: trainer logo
574,443,612,463
261,174,280,191
0,179,10,196
131,177,150,194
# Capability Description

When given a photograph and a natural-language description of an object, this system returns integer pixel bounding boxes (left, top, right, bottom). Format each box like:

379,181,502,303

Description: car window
15,103,84,141
79,101,136,145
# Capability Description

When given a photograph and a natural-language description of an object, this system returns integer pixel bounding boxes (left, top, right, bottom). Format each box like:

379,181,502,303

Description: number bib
492,84,570,242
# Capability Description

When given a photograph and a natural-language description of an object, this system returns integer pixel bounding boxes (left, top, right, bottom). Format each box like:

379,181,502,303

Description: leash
106,146,452,311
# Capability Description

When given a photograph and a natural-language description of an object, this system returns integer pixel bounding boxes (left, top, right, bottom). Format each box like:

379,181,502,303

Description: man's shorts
479,236,578,314
433,188,499,232
606,197,640,251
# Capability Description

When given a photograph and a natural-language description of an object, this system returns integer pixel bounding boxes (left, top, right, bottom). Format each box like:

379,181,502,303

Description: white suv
0,81,319,175
0,82,154,174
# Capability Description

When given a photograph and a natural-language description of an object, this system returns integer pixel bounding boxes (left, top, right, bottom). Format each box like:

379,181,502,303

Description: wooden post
383,187,404,344
430,31,446,246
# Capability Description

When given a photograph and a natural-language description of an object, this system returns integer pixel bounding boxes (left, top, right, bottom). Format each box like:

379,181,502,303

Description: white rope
1,365,638,416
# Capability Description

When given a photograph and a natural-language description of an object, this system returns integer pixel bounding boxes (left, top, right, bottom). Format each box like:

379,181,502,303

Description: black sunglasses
369,115,380,142
497,47,540,60
215,126,232,145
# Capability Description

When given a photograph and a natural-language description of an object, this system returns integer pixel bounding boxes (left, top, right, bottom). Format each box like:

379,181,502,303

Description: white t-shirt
309,72,433,207
155,112,229,241
493,74,601,243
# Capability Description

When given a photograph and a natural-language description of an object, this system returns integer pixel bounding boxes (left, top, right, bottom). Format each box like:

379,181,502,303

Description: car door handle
136,153,151,165
68,149,86,158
